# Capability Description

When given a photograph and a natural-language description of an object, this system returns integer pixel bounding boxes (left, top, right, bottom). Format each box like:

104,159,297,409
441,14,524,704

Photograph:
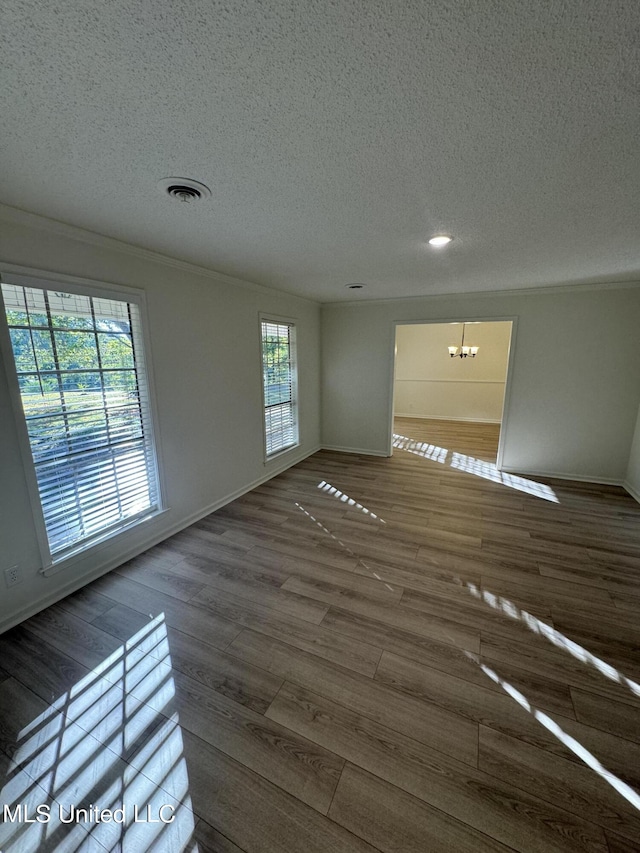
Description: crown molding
0,202,318,305
323,277,640,308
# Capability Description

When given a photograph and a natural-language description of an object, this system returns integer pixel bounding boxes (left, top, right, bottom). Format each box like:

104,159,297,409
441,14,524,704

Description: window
1,277,161,565
260,318,298,457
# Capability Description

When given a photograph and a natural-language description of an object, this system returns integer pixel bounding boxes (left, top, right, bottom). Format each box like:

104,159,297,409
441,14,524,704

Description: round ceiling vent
345,282,366,290
157,177,211,203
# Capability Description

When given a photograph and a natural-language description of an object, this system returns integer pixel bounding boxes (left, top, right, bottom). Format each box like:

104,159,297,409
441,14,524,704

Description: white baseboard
0,444,321,635
623,480,640,505
322,444,390,457
394,413,502,424
500,466,624,487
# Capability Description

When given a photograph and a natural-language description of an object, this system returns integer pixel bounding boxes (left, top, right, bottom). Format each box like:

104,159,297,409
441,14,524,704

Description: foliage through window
1,280,161,563
261,319,298,456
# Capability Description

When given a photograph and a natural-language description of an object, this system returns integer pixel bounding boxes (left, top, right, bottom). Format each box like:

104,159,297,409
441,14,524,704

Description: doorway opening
389,319,514,467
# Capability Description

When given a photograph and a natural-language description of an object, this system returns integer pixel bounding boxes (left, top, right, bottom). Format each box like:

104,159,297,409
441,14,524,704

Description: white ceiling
2,0,640,302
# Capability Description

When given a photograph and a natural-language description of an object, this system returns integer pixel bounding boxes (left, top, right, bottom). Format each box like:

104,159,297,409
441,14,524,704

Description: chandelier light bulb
448,323,478,358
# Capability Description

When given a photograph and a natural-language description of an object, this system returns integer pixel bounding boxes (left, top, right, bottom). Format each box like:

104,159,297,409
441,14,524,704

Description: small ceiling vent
157,177,211,203
345,282,366,290
167,185,201,203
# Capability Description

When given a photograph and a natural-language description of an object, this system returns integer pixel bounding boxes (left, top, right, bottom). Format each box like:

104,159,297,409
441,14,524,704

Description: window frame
259,313,299,461
0,267,165,573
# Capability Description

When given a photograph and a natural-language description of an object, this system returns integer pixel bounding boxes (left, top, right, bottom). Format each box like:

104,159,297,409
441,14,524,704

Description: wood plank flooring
1,417,640,852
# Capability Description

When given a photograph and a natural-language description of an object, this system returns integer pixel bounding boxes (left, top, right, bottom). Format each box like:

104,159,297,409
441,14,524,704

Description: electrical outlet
4,565,21,588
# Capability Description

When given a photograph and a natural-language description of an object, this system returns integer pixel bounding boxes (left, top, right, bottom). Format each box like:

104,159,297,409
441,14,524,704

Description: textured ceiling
1,0,640,302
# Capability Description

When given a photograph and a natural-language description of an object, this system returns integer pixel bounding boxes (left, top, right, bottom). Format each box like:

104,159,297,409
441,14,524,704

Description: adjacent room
1,1,640,852
392,319,513,472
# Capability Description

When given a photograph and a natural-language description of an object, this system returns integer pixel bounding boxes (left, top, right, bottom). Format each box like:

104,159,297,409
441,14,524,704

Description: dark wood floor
2,417,640,852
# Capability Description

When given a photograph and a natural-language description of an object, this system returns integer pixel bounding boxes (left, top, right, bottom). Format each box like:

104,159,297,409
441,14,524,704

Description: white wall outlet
4,565,21,588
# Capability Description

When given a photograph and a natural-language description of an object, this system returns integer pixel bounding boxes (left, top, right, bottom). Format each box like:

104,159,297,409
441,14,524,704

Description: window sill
39,507,169,577
264,442,300,464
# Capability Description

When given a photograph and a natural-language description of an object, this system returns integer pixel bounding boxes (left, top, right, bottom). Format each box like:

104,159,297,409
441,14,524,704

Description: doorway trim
387,316,518,470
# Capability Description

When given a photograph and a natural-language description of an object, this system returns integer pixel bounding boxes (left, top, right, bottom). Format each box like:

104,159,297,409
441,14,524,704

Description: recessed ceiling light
158,177,211,203
428,235,453,247
345,283,366,290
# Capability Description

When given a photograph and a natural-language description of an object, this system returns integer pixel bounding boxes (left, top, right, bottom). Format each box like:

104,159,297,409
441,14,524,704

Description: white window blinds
1,281,160,563
261,319,298,456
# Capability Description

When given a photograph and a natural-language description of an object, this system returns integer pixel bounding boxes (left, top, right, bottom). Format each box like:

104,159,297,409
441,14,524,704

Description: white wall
394,322,511,422
322,287,640,481
625,404,640,502
0,206,321,632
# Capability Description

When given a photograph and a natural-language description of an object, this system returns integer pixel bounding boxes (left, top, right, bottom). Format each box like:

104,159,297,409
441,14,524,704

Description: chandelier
448,323,478,358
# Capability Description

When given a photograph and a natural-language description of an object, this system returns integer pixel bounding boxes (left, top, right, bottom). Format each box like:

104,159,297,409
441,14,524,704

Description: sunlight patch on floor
392,432,558,502
317,481,386,523
295,501,356,556
1,614,198,853
392,434,448,463
466,582,640,698
294,502,397,593
450,453,558,502
470,654,640,813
